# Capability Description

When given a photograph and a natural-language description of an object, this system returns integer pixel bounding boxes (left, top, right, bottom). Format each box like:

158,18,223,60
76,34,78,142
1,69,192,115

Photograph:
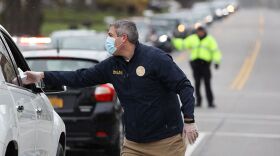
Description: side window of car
1,30,37,90
0,38,19,85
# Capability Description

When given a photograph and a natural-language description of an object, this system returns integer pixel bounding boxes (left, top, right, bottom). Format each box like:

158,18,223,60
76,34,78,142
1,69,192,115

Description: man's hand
182,123,199,145
23,71,44,85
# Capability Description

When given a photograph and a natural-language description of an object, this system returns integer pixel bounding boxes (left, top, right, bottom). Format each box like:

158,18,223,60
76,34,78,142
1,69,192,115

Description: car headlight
205,15,213,23
215,9,223,17
227,5,235,13
159,35,168,42
177,24,186,33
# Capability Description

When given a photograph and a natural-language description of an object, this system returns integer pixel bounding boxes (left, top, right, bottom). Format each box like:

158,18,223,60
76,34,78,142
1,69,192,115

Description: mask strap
115,36,126,48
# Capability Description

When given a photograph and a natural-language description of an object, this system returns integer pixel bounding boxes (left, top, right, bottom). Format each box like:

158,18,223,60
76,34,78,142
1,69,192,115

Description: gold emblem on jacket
113,70,123,75
136,66,145,77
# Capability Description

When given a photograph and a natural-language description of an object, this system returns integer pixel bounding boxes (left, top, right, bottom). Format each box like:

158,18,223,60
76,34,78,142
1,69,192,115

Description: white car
0,25,66,156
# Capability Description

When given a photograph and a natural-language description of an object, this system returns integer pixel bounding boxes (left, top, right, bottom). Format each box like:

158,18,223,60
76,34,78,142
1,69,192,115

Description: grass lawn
41,8,132,36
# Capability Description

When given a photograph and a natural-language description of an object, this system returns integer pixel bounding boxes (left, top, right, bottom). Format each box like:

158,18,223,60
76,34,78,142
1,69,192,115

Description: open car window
0,30,36,90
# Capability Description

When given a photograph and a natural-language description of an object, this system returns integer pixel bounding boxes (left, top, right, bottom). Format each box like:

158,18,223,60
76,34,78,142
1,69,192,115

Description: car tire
56,143,65,156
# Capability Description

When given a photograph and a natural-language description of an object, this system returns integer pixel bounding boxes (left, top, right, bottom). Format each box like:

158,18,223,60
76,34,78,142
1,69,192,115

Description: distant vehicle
12,36,51,50
130,17,152,44
192,2,215,25
50,29,106,51
148,18,174,53
227,0,240,13
23,49,123,156
0,25,66,156
210,0,229,19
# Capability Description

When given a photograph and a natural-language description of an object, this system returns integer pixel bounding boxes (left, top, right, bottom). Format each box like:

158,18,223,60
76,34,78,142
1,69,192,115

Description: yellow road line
230,13,264,91
230,39,261,90
230,57,250,90
236,39,261,90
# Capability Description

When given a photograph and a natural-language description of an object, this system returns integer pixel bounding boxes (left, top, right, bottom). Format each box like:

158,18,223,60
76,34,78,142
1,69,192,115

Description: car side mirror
37,81,67,93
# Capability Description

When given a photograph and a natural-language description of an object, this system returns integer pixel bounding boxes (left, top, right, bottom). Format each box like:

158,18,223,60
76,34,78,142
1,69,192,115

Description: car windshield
26,59,96,71
51,34,105,51
150,18,178,35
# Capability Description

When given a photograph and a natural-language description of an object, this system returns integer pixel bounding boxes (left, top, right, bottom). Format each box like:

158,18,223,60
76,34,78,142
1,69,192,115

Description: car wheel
56,143,64,156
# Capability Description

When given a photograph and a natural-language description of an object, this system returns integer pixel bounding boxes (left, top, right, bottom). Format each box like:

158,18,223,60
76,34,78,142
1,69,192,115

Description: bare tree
1,0,43,36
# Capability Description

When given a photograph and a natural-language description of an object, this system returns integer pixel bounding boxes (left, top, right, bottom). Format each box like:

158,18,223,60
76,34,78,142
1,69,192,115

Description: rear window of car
26,59,96,71
51,35,106,51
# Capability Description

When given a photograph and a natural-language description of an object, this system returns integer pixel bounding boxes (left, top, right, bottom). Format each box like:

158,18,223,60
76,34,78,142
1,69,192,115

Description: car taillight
96,131,108,138
94,84,115,102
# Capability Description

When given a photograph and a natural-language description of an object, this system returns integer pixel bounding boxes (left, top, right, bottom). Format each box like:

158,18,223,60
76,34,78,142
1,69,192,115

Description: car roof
50,29,99,38
22,49,110,62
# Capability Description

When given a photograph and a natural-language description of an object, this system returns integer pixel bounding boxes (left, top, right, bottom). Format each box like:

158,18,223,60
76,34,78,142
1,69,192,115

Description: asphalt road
171,2,280,156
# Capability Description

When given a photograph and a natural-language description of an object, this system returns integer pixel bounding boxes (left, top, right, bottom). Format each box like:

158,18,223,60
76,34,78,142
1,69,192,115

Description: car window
0,39,19,85
1,31,37,90
27,59,96,71
51,34,106,51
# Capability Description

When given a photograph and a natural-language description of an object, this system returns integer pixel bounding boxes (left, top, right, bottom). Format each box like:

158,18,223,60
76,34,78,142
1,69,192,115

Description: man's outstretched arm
24,60,110,88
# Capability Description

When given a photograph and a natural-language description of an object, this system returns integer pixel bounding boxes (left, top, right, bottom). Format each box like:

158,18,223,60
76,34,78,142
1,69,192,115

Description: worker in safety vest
184,26,222,108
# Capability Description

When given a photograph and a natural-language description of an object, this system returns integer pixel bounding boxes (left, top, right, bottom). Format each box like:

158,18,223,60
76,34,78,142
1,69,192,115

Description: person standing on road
23,20,198,156
184,26,222,108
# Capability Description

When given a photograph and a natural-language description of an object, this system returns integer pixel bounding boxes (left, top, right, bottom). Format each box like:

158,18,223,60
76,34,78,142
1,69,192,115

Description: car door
0,29,54,156
0,33,37,156
34,92,54,156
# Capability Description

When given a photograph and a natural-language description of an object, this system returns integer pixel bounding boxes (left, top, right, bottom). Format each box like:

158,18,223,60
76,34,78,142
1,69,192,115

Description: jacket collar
114,41,141,64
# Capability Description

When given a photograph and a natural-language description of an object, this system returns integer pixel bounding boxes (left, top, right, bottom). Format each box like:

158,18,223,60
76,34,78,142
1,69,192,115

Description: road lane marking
259,13,264,35
236,39,261,90
214,132,280,139
183,130,279,156
230,13,264,91
197,112,280,121
230,57,251,90
185,132,206,156
230,39,262,90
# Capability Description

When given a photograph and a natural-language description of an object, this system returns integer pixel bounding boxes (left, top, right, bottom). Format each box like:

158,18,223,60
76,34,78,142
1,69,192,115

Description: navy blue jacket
44,42,195,143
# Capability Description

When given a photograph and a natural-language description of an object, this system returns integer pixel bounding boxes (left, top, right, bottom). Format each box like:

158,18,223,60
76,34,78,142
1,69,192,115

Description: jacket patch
113,70,123,75
136,66,145,77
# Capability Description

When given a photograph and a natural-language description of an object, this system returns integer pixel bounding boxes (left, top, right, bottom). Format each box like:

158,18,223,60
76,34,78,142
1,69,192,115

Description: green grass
41,23,69,36
41,8,130,35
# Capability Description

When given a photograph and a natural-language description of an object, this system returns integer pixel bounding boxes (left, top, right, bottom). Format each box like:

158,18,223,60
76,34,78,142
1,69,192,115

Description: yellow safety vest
171,38,184,51
184,34,222,64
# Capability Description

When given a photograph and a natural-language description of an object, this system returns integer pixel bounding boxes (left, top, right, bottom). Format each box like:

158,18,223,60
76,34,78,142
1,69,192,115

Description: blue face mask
105,36,117,55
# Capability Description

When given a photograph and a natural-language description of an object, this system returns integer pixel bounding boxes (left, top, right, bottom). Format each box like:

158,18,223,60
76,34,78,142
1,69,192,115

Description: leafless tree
1,0,43,36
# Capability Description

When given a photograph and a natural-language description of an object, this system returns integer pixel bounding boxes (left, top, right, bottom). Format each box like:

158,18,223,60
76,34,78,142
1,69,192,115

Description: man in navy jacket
24,20,198,156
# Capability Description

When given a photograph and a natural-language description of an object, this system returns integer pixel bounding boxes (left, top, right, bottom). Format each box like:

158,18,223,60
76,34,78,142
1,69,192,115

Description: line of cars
136,0,240,53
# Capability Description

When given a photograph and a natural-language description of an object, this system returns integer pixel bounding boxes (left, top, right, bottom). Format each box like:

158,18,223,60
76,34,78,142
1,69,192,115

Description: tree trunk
1,0,43,36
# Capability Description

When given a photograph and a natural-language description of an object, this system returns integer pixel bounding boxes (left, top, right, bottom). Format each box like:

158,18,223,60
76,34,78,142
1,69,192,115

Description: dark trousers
190,59,214,106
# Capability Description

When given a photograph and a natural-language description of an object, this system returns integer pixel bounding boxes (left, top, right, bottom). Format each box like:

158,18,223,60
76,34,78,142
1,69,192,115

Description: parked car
22,49,123,156
0,25,66,156
49,29,106,51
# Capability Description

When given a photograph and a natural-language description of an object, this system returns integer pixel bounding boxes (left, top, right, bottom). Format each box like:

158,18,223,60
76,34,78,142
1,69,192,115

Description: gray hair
110,20,139,44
